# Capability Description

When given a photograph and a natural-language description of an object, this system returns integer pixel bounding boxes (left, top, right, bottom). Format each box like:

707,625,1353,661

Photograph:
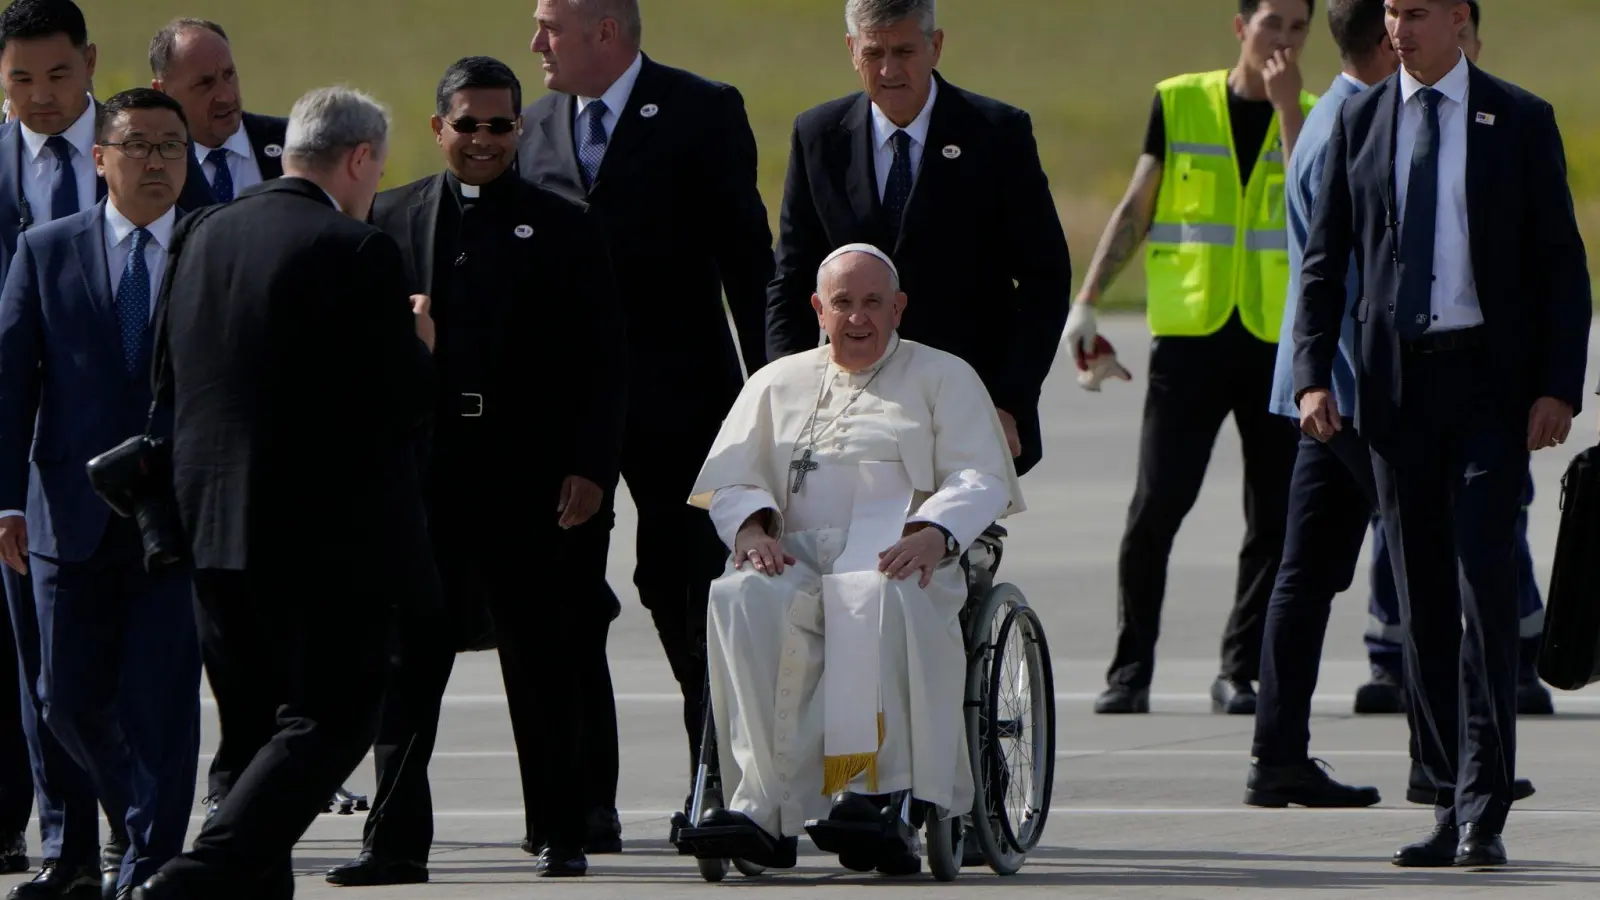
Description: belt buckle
461,393,483,417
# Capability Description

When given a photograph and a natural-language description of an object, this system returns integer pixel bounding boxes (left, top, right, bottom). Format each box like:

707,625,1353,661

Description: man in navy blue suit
1294,0,1589,867
0,2,122,897
0,87,200,898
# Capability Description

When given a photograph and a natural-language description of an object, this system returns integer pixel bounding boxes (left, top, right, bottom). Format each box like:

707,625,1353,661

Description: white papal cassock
688,334,1024,839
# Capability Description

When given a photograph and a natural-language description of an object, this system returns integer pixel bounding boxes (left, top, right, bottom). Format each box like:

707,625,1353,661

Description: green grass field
90,0,1600,308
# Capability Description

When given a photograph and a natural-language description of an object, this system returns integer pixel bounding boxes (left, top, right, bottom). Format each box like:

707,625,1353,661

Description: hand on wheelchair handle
734,526,794,576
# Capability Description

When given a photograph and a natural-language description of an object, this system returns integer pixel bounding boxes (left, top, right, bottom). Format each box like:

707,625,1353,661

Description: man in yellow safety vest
1066,0,1318,716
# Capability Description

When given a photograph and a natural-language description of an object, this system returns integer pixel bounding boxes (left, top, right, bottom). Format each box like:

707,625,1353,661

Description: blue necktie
115,228,152,375
206,148,234,203
44,135,78,221
883,130,913,244
577,100,608,189
1396,88,1441,340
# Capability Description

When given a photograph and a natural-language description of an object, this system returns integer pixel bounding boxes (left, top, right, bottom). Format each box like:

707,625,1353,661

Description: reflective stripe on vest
1143,70,1316,341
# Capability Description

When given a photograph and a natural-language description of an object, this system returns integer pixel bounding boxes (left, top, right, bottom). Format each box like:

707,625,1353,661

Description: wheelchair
671,523,1057,882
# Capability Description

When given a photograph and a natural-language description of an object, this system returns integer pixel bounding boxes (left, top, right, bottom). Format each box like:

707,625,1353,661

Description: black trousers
1372,343,1525,834
1107,313,1299,689
1252,428,1377,763
154,566,393,896
0,586,31,836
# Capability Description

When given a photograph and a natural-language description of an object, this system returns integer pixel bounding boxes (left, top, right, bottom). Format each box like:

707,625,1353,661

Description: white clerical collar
105,200,176,251
460,183,480,198
1400,50,1468,106
577,51,643,118
194,122,253,161
20,94,96,163
871,77,937,152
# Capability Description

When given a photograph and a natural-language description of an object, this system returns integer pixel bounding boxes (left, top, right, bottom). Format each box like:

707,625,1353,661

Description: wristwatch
930,524,958,558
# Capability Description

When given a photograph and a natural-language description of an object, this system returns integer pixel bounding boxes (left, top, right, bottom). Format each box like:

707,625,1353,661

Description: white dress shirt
194,123,265,197
1395,51,1481,332
575,51,644,148
105,201,176,313
18,96,98,226
869,76,938,200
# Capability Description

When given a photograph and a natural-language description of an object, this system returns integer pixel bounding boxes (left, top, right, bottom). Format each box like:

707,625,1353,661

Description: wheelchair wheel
732,858,767,877
964,583,1055,875
925,810,964,882
697,856,728,882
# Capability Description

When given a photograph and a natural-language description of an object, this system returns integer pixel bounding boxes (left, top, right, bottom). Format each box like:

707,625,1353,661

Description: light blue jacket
1270,74,1364,419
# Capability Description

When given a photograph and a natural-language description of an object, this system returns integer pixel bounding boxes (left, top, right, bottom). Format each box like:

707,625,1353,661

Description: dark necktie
115,228,152,374
44,135,78,221
1396,87,1442,340
577,100,608,189
882,130,913,243
206,148,234,203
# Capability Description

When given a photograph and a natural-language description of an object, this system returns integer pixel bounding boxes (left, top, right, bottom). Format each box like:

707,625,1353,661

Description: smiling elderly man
686,243,1023,876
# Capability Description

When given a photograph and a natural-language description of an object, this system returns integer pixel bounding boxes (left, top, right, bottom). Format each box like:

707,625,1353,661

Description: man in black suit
133,85,438,900
148,18,286,211
517,0,774,840
1294,0,1590,868
324,56,624,885
765,0,1072,476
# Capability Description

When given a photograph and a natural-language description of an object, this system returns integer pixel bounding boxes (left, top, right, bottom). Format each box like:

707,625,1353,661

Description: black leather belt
1405,326,1485,354
451,392,484,417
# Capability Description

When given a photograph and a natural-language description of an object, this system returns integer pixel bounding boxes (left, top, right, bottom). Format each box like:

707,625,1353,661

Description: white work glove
1064,302,1098,366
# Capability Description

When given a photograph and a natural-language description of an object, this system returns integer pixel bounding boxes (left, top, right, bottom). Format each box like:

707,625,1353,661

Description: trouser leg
0,583,31,837
360,620,456,862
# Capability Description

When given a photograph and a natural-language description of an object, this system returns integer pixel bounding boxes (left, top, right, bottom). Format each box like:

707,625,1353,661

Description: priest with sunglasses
323,55,626,885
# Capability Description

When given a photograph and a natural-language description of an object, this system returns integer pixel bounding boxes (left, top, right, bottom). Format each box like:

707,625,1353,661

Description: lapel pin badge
263,144,284,157
640,103,660,118
942,144,961,159
1474,112,1495,126
514,225,534,239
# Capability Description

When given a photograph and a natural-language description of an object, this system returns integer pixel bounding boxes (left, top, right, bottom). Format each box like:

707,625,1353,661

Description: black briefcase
1537,445,1600,690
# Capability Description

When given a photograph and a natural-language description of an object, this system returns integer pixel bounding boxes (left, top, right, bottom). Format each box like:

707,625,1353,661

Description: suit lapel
894,76,959,254
405,175,444,295
1375,75,1399,227
70,206,120,362
590,56,664,192
243,114,285,180
841,94,879,234
0,126,22,242
536,93,585,192
1463,65,1498,282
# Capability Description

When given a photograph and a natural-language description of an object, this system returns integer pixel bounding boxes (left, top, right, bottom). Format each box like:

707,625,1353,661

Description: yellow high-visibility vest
1144,70,1316,341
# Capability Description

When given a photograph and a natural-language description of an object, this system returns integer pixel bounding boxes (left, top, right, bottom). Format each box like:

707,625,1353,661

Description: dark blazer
517,54,773,416
159,178,436,587
370,171,627,489
175,112,289,211
0,119,108,282
1293,64,1591,441
764,72,1073,474
0,200,180,562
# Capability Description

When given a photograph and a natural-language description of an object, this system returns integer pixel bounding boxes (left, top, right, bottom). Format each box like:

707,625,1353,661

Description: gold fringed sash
822,712,886,795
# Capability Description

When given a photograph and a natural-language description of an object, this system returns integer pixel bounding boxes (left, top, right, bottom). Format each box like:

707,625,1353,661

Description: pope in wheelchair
681,244,1024,876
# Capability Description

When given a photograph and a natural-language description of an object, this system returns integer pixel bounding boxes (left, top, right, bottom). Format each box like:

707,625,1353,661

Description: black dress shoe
1093,685,1149,714
1455,823,1506,866
1,832,26,874
325,853,428,886
1518,676,1554,715
1392,823,1459,867
8,860,101,898
1244,759,1381,808
584,807,623,854
130,872,182,900
535,846,587,878
1353,667,1405,714
1210,677,1256,714
1404,762,1535,804
101,840,127,900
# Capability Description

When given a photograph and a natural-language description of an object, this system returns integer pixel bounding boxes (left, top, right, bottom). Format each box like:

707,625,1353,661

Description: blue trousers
3,564,104,865
33,518,201,890
1367,469,1543,677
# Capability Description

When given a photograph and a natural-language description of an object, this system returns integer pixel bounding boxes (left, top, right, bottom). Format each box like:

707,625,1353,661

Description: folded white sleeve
906,469,1011,552
708,484,784,552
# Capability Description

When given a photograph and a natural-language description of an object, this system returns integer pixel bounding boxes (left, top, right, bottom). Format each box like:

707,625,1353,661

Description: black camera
85,434,188,572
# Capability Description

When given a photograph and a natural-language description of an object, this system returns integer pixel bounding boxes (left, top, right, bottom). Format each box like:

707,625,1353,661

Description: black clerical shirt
432,170,520,424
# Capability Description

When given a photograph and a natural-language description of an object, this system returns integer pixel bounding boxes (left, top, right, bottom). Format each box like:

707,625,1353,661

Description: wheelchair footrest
675,822,783,864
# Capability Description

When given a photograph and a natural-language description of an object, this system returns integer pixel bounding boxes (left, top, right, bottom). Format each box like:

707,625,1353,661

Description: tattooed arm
1075,154,1163,307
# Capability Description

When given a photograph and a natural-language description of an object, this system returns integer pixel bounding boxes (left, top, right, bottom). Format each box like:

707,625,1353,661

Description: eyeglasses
445,116,519,135
99,140,189,161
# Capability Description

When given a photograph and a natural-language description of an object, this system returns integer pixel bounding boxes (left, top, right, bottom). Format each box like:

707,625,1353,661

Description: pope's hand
878,526,947,589
557,475,602,529
1064,301,1098,367
412,294,435,353
734,524,795,576
996,409,1022,457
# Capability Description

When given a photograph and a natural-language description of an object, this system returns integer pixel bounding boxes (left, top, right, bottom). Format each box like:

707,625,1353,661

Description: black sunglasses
446,116,519,135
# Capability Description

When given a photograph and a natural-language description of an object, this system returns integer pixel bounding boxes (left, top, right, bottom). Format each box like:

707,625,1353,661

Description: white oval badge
640,103,659,118
514,225,534,239
942,144,961,159
263,143,283,158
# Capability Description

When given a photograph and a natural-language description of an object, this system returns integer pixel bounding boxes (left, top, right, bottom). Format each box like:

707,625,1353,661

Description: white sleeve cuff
708,485,784,551
907,470,1010,552
0,511,22,520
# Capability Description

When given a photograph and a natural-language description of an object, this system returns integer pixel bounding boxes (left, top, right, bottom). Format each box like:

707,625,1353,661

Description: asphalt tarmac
7,316,1600,899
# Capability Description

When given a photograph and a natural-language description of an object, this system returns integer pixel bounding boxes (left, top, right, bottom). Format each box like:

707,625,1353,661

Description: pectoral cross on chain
789,448,819,493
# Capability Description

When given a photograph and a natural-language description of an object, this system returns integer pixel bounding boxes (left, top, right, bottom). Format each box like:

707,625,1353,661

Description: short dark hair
435,56,522,118
1465,0,1479,30
95,87,188,143
1327,0,1388,61
0,0,87,53
1240,0,1316,18
148,17,228,78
